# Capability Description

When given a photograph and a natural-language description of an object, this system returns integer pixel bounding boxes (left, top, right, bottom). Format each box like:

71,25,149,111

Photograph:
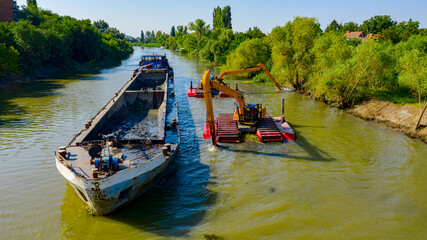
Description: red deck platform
187,88,196,97
216,113,240,143
256,115,284,142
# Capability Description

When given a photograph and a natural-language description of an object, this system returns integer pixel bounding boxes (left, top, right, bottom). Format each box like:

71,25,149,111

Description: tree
12,20,47,72
170,26,176,37
380,19,420,44
362,15,396,34
104,27,125,39
213,7,224,29
27,0,37,8
309,33,355,104
399,49,427,130
341,21,360,33
212,6,232,30
189,19,210,40
156,31,166,45
226,38,270,71
140,30,144,43
0,43,19,75
145,31,151,42
176,25,184,37
398,35,427,130
246,27,265,39
176,25,188,37
269,17,322,91
325,19,341,33
223,6,232,29
94,20,109,33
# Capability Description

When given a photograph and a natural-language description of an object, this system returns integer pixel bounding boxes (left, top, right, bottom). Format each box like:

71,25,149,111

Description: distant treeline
0,3,133,76
140,6,426,127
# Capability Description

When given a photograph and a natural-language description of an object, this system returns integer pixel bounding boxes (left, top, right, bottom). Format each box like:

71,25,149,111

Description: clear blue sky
17,0,427,37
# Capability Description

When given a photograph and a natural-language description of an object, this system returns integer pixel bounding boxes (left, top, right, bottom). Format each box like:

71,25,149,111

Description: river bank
347,99,427,143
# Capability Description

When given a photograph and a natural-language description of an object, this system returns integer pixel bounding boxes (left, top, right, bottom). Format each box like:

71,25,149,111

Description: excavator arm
202,70,247,146
217,63,282,90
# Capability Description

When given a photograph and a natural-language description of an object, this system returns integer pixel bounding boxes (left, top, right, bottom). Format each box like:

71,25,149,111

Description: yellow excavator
202,63,283,146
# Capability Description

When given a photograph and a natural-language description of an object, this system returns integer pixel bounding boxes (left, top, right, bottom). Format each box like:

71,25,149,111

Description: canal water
1,47,426,240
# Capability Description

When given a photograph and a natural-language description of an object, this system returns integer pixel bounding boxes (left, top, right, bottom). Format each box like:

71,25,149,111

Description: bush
225,38,270,74
0,43,19,75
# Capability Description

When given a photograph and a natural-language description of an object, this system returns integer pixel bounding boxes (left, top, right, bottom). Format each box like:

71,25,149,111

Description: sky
16,0,427,38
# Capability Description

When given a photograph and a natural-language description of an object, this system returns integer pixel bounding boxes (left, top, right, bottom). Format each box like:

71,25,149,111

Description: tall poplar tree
212,6,232,30
27,0,37,8
223,6,232,29
171,26,176,37
140,30,144,43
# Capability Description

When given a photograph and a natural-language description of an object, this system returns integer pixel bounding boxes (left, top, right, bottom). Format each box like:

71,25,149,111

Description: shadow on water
217,122,335,162
0,70,115,128
107,76,215,237
0,80,64,128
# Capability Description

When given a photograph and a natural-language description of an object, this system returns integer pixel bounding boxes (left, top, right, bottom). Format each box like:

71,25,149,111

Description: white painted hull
56,148,177,215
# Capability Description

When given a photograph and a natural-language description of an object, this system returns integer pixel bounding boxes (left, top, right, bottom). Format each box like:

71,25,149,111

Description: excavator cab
234,103,266,125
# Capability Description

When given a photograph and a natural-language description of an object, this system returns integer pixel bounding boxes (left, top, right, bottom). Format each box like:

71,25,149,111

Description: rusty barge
55,55,179,215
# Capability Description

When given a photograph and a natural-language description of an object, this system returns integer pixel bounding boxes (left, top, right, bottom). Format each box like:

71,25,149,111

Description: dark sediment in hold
110,109,160,140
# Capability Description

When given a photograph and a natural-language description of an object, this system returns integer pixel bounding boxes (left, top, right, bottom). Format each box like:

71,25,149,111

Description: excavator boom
217,63,282,90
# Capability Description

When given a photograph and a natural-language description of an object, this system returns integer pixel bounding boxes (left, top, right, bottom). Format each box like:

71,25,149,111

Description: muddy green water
1,47,426,240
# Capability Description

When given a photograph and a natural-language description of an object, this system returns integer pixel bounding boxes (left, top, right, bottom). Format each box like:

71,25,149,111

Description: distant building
344,31,366,40
0,0,16,22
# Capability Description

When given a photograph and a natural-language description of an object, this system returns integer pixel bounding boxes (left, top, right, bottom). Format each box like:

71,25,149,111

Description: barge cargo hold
55,56,179,215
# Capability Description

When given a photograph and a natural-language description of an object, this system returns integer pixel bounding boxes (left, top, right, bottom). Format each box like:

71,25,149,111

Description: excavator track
217,113,240,143
256,115,283,142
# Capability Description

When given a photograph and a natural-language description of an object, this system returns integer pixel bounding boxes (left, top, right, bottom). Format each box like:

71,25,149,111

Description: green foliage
362,15,396,34
198,29,233,63
189,19,210,40
269,17,322,90
380,19,420,44
0,43,19,75
199,40,215,62
340,21,361,33
170,26,176,37
27,0,37,8
226,38,270,73
246,27,265,39
0,5,133,76
140,30,144,42
93,20,109,33
155,31,166,46
325,19,341,33
397,35,427,101
309,32,355,104
213,7,224,30
213,6,232,30
223,6,232,29
309,33,396,107
176,25,188,37
140,43,161,48
0,22,15,47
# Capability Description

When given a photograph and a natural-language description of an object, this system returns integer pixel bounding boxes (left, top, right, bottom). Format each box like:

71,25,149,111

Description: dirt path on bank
347,99,427,143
